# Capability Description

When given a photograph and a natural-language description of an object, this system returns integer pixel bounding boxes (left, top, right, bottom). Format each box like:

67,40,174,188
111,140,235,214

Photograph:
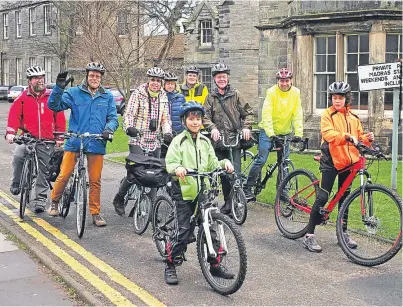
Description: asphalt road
0,101,401,306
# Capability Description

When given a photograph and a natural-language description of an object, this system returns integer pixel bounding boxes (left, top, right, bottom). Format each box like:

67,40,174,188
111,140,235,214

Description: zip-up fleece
320,105,371,171
7,88,66,140
165,130,228,200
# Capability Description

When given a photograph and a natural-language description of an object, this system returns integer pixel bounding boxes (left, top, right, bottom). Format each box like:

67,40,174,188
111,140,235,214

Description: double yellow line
0,190,166,307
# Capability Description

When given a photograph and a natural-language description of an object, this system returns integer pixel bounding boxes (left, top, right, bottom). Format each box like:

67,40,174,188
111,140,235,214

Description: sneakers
112,194,125,216
29,200,46,213
210,264,235,279
48,202,59,216
243,187,256,202
92,214,107,227
343,232,358,249
303,235,322,253
10,183,20,196
164,262,178,285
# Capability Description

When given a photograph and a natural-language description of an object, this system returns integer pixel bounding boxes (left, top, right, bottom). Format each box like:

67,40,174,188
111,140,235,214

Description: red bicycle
274,142,402,266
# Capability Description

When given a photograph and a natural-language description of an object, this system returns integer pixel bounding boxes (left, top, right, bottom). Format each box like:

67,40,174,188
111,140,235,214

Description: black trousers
306,168,352,234
215,148,241,202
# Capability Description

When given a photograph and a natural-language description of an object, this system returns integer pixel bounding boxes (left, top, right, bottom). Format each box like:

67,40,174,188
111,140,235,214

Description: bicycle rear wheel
152,194,176,257
336,184,402,267
274,169,318,239
133,189,152,235
230,187,248,225
19,159,33,220
76,170,87,238
197,211,247,295
59,176,73,218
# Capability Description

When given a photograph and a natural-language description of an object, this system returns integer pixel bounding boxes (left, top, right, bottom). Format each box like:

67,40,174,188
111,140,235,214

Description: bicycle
274,142,402,266
240,134,309,197
56,132,104,238
13,134,55,220
152,168,247,295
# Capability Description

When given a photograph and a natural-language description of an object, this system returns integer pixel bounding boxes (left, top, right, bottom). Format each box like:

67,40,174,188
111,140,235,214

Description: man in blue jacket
47,62,118,227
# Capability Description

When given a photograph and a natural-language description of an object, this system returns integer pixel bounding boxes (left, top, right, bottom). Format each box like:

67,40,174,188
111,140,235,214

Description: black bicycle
241,134,309,197
57,132,103,238
13,134,55,220
152,168,247,295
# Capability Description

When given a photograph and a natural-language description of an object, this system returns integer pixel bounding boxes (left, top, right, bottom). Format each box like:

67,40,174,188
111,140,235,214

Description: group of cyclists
5,61,376,285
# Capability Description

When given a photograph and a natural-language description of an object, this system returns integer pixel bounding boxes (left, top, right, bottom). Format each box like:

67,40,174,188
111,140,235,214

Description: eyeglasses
88,74,102,80
150,78,162,83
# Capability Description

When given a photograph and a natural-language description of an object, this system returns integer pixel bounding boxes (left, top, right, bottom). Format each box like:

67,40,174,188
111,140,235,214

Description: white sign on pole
358,62,401,91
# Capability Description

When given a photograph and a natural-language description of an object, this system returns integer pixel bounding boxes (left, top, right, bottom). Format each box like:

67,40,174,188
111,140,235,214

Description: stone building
184,0,402,152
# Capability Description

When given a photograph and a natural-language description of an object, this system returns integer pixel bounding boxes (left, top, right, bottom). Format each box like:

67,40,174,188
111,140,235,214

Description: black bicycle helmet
185,65,199,74
212,63,230,77
179,101,205,119
147,67,165,78
86,62,105,75
164,72,178,81
328,81,351,94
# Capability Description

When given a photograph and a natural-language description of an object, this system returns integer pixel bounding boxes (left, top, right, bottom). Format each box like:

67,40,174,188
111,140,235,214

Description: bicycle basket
125,153,171,188
46,148,64,182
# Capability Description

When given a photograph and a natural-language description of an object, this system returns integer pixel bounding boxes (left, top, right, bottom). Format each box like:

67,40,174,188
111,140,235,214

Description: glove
56,71,74,89
6,134,15,144
293,136,302,142
101,130,114,142
163,133,173,144
126,127,139,137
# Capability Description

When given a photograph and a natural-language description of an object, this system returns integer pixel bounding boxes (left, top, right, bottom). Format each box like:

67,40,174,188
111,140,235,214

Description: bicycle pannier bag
125,153,170,188
46,148,64,182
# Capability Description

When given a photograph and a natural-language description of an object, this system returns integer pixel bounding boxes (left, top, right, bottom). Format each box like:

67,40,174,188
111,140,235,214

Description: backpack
46,148,64,182
125,153,171,188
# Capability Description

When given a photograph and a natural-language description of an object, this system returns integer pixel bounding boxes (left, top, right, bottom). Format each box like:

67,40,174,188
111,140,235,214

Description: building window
199,67,212,92
384,34,402,110
3,13,8,39
314,36,336,109
44,4,51,34
15,11,21,38
29,57,36,67
29,7,36,36
345,34,369,110
44,57,52,83
16,58,22,85
3,59,9,85
117,11,129,36
200,20,212,46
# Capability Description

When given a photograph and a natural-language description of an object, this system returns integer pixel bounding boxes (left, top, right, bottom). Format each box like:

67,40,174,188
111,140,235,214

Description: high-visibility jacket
179,82,208,105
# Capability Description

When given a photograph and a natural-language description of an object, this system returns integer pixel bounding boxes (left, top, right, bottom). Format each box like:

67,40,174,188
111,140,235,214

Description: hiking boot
243,187,256,202
10,183,20,196
220,200,231,215
343,232,358,249
92,214,107,227
112,194,125,216
188,231,196,244
303,235,322,253
48,202,59,217
164,262,178,285
210,264,235,279
29,200,46,213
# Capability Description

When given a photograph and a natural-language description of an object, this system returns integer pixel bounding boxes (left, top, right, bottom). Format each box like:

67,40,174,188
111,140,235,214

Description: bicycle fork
202,208,228,258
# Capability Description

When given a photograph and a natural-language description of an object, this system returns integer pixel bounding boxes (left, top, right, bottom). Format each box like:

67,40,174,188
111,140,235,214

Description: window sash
44,5,51,34
384,34,402,110
199,68,212,92
16,58,22,85
29,8,36,36
44,57,52,83
29,57,36,67
3,14,8,39
16,11,21,38
3,59,9,85
200,20,212,45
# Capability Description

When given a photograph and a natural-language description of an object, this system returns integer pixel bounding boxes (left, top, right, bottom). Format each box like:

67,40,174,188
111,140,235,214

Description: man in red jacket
5,66,66,213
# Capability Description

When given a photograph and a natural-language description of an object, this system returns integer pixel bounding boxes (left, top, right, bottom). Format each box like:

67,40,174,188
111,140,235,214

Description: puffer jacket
7,87,66,140
165,130,227,200
48,83,118,155
203,85,254,140
180,82,209,105
320,105,371,171
166,90,185,134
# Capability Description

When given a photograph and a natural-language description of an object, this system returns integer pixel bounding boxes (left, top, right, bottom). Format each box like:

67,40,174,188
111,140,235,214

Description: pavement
0,231,73,306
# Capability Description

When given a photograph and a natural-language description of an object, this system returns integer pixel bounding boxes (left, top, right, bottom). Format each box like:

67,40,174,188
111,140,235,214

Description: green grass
106,116,130,154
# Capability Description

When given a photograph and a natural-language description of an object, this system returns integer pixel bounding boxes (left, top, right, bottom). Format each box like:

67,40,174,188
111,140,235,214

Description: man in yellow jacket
244,68,303,200
179,66,209,105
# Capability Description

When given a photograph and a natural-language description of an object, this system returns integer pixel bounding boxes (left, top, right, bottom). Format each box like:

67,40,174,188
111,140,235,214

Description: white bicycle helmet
26,66,46,78
86,62,106,75
147,67,165,78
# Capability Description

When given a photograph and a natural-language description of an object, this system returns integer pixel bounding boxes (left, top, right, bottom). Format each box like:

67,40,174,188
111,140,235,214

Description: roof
143,34,184,60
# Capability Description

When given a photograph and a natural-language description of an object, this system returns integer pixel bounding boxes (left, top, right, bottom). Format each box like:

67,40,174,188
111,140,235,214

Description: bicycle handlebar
270,135,309,152
132,130,163,152
185,167,229,178
62,132,103,140
354,141,387,160
13,134,56,145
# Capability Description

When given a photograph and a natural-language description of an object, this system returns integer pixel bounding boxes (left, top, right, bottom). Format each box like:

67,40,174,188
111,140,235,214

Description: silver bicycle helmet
86,62,106,75
26,66,46,78
147,67,165,78
185,65,199,74
164,72,178,81
212,63,230,77
328,81,351,94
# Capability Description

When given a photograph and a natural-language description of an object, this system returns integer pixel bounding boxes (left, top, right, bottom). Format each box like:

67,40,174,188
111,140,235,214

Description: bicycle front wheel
19,159,33,220
230,187,248,225
59,176,74,218
133,189,152,235
197,211,247,295
274,169,318,239
76,171,87,238
276,160,295,189
152,194,175,257
336,184,402,267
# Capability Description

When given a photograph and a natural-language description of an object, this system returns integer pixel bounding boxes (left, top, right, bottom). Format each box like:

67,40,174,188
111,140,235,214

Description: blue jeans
246,130,290,188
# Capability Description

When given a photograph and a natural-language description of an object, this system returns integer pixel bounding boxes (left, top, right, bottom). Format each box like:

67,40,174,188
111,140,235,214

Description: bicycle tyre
19,159,32,220
133,189,152,235
59,176,73,218
152,194,175,257
76,170,87,238
230,186,248,225
276,160,295,189
336,184,402,267
274,169,318,239
196,211,247,295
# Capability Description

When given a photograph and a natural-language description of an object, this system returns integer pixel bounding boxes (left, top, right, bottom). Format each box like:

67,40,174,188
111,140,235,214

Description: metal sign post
391,87,399,191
